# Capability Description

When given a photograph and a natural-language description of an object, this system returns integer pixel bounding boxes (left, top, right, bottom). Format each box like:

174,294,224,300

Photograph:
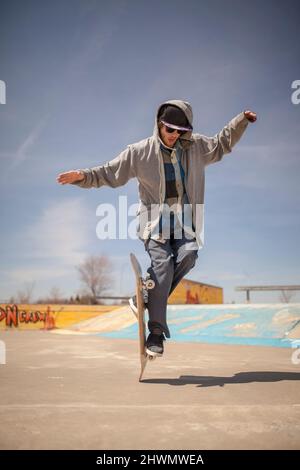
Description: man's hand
244,110,257,123
56,170,84,185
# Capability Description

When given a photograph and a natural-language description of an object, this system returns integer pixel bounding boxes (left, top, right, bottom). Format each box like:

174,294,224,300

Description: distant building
169,278,223,304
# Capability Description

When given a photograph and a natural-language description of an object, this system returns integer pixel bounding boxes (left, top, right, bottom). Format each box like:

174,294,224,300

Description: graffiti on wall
169,279,223,305
0,304,56,329
186,289,200,304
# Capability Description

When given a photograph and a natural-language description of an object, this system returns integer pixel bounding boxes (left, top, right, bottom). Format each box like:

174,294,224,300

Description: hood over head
154,99,194,150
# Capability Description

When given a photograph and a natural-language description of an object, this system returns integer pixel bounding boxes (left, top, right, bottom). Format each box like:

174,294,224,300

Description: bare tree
279,290,295,303
76,255,112,304
74,291,96,305
47,286,65,303
16,281,35,304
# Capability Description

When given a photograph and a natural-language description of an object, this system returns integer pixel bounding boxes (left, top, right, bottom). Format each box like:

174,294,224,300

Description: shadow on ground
142,371,300,387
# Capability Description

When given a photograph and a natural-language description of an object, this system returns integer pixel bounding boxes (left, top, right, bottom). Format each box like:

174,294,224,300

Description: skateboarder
57,100,257,356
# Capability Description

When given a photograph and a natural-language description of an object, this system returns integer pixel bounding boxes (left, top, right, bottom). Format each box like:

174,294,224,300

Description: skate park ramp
0,304,120,330
56,303,300,348
54,305,136,334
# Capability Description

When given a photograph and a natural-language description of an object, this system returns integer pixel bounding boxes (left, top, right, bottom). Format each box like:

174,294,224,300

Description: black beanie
158,105,192,131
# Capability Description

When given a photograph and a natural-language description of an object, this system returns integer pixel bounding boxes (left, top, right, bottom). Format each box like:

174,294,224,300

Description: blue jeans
144,232,198,338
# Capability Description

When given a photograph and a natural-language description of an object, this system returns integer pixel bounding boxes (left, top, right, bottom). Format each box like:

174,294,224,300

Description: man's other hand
244,110,257,122
56,170,84,185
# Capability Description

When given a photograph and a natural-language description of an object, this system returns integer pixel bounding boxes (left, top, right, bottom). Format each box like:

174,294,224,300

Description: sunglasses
164,125,186,136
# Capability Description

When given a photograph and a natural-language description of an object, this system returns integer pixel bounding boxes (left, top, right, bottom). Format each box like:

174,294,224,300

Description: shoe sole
146,347,163,357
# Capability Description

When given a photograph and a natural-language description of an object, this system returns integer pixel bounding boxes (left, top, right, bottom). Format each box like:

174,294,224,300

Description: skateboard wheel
148,355,156,361
145,279,155,289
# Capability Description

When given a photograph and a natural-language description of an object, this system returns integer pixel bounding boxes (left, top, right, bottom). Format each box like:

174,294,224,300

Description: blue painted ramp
100,304,300,348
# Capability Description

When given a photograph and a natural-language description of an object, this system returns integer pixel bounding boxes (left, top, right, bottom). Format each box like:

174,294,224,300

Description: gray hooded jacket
72,100,249,246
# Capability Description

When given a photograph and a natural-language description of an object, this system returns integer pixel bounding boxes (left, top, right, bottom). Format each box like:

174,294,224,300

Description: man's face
159,123,181,148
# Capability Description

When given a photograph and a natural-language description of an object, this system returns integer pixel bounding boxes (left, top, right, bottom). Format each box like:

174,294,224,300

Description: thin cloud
8,116,49,170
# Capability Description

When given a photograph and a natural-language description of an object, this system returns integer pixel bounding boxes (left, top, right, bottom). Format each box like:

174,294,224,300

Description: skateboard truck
142,274,155,304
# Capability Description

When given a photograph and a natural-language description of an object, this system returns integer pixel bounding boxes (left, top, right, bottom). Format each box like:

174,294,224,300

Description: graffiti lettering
186,289,200,304
0,304,56,329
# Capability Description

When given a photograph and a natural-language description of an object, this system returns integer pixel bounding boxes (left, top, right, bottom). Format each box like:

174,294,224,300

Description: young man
57,100,257,357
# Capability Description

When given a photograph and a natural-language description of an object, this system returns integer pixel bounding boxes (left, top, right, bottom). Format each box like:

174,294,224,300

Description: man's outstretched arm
56,144,137,189
194,109,257,166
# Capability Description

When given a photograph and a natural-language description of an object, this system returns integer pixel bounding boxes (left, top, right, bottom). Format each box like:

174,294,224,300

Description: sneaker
129,295,138,318
146,332,165,357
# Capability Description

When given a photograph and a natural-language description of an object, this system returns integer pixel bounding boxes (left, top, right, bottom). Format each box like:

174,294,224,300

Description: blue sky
0,0,299,303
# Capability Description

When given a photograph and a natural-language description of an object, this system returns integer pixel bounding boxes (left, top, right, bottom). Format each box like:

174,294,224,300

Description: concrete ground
0,330,300,450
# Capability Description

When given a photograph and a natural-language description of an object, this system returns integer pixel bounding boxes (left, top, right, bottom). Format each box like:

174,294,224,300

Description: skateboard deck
130,253,155,382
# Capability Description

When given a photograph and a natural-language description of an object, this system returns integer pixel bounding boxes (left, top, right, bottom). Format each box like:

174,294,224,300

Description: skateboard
130,253,155,381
